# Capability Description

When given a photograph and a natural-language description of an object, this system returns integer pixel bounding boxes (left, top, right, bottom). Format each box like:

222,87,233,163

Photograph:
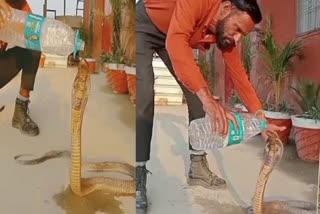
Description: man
136,0,285,212
0,0,40,136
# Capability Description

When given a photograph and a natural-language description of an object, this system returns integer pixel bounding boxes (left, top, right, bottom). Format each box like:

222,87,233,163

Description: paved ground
0,67,135,214
145,105,319,214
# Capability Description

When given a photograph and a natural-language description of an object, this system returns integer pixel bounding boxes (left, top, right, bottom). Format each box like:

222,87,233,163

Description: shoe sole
187,177,227,190
12,120,39,137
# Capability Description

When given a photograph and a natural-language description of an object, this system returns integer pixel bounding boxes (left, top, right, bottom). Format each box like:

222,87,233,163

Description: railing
42,0,68,18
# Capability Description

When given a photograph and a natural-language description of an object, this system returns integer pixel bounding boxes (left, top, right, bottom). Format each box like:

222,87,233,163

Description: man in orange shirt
136,0,285,212
0,0,41,136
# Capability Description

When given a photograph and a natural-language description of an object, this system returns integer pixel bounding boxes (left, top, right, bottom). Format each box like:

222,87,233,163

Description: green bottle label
228,113,245,145
24,13,45,51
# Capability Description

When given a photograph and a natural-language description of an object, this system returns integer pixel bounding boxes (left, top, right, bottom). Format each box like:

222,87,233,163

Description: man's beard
216,19,236,50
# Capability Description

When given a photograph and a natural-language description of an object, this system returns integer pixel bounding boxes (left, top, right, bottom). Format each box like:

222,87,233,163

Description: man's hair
223,0,262,23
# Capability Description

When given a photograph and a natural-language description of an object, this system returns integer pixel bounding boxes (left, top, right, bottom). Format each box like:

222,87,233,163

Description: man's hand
254,110,286,142
0,0,12,29
196,87,238,136
261,124,286,142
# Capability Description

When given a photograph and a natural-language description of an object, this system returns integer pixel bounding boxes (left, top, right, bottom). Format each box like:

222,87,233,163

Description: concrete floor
0,67,135,214
145,105,319,214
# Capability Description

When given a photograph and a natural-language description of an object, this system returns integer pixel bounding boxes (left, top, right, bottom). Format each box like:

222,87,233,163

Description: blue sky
27,0,80,17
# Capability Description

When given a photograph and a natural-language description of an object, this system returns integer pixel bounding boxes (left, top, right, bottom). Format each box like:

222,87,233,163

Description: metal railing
43,0,67,17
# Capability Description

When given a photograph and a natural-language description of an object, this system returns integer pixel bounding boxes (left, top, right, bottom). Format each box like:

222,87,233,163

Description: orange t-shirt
6,0,32,12
0,0,32,50
144,0,262,113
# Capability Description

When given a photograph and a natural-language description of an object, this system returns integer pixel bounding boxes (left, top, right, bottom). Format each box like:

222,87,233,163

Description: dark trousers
0,47,41,91
136,0,205,162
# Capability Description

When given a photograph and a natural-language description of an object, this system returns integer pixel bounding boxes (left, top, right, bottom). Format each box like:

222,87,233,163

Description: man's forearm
196,87,213,104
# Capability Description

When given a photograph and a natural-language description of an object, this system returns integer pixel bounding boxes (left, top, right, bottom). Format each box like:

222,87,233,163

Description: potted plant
108,47,128,94
100,51,113,86
78,23,97,74
290,79,320,162
100,51,111,73
257,17,303,144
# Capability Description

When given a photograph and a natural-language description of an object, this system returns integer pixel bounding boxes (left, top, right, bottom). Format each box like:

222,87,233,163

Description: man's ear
219,1,233,19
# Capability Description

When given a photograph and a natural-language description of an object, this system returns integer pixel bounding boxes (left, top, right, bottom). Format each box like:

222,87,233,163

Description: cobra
14,59,136,197
247,130,316,214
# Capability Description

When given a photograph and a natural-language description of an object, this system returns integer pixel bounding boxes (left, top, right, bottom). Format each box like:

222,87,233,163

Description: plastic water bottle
189,112,267,150
0,8,84,57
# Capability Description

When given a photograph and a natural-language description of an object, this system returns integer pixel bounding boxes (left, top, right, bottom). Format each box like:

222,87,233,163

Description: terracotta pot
85,58,97,74
39,54,45,68
291,115,320,162
108,63,128,94
264,110,292,145
125,66,136,104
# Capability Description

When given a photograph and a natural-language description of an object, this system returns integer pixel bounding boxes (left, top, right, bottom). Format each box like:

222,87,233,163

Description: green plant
257,16,303,112
242,34,254,77
110,0,122,57
100,51,113,63
262,100,294,114
99,46,126,65
290,79,320,120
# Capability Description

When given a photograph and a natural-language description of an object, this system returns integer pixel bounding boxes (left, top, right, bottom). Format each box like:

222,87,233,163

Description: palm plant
257,17,303,113
242,34,254,77
290,79,320,121
110,0,122,58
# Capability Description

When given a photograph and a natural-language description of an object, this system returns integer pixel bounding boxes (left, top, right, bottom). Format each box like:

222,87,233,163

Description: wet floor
0,67,135,214
53,187,134,214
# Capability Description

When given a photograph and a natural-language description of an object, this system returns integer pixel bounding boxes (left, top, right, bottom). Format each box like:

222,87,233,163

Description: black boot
12,98,39,136
136,165,150,213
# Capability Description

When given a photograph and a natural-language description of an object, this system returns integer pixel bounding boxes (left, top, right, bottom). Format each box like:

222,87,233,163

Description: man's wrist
255,109,267,121
196,87,215,104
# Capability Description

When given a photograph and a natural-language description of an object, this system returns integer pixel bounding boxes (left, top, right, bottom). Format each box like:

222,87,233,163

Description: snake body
248,130,316,214
14,59,135,197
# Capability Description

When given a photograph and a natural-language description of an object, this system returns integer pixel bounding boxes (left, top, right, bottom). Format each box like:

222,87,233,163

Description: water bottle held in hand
189,112,267,150
0,8,84,57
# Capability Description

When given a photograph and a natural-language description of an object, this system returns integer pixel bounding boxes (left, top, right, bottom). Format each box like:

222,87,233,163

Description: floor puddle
53,187,133,214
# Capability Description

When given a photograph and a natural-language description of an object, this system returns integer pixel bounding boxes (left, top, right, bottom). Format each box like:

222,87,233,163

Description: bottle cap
73,29,85,58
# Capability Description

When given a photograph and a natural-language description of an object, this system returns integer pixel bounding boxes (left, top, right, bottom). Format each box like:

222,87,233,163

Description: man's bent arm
222,47,262,113
166,0,211,101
